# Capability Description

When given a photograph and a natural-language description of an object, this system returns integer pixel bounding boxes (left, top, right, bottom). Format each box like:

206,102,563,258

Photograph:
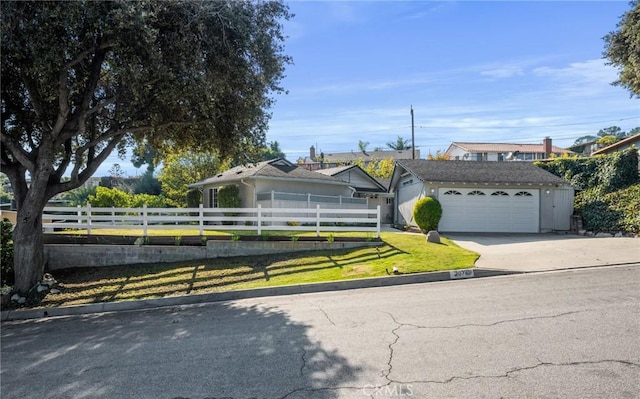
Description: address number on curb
450,269,475,279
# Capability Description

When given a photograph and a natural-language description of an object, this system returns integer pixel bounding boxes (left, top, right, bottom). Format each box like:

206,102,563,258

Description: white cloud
480,66,525,79
531,59,619,96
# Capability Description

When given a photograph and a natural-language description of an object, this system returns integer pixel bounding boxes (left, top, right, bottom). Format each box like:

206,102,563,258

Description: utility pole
411,106,415,159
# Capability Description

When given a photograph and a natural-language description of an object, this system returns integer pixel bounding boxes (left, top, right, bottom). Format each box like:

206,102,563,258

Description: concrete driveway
446,233,640,272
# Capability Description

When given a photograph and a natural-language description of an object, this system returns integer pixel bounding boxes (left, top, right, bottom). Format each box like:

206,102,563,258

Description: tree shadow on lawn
41,244,406,308
1,302,366,398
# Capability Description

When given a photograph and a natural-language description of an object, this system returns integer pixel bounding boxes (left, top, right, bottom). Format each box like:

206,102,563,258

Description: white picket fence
42,204,381,237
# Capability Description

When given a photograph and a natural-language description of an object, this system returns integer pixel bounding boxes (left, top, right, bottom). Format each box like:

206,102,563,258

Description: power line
417,116,640,130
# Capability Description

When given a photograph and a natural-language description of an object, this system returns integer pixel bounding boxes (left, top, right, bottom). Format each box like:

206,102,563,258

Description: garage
389,160,574,233
438,188,540,233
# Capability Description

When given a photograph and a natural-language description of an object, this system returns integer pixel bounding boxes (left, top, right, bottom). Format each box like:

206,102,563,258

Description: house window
386,198,394,205
208,188,219,208
468,190,486,195
443,190,462,195
515,191,533,197
472,153,483,161
491,191,509,196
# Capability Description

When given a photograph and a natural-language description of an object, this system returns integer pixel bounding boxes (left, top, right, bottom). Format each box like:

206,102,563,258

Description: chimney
543,137,552,159
310,145,316,161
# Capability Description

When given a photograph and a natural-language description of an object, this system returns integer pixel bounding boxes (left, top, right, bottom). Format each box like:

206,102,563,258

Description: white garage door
438,188,540,233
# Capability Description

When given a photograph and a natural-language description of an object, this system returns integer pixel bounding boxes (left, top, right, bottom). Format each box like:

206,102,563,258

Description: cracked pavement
2,266,639,398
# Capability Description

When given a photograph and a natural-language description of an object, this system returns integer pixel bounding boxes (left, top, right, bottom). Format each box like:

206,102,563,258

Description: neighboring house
444,137,568,161
567,139,601,157
592,134,640,172
316,165,394,223
298,146,420,170
189,158,363,210
389,160,574,233
590,133,640,156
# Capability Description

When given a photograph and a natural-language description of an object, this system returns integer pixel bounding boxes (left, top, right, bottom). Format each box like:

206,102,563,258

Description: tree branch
0,134,35,173
22,78,52,132
64,41,112,70
50,68,70,139
50,134,122,197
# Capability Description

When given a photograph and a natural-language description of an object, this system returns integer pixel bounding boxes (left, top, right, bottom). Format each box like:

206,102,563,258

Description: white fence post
143,204,148,236
199,203,204,235
257,204,262,235
316,204,320,237
111,207,115,225
76,205,81,227
376,205,381,238
86,204,92,235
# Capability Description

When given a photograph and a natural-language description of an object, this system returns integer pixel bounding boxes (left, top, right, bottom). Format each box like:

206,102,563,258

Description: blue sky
269,1,639,160
109,0,639,176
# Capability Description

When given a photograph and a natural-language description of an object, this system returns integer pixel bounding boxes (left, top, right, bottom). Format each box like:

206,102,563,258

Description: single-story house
389,160,574,233
444,137,569,161
189,158,364,210
315,164,394,223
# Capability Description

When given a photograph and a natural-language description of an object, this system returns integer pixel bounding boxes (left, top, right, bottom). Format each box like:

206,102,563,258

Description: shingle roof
316,165,387,192
190,159,344,187
314,165,355,176
323,149,419,163
395,159,569,185
450,142,567,153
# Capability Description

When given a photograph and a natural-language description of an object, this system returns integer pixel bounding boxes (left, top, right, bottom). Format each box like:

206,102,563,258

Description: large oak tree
1,0,291,292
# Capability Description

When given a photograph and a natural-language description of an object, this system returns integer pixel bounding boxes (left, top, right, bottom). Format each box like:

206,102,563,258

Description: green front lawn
38,232,479,308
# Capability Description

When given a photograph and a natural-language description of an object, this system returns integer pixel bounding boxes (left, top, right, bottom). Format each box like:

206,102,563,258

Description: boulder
426,230,441,244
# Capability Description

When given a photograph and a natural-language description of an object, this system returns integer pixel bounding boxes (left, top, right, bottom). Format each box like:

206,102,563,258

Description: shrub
535,147,639,192
412,197,442,233
1,218,14,287
129,193,169,208
186,188,201,208
575,184,640,233
218,185,241,224
88,186,169,208
88,186,131,207
218,185,241,208
537,147,640,233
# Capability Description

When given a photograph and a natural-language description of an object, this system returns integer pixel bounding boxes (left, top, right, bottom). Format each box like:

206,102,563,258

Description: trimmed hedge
413,197,442,233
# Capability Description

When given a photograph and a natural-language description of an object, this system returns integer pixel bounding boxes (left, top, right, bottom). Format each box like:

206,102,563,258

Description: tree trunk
12,203,45,293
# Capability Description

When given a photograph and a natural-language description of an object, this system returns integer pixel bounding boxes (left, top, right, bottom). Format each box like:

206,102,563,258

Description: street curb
1,268,520,321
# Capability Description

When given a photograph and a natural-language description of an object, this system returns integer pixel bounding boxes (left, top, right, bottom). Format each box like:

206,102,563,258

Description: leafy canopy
158,151,229,207
603,1,640,97
386,136,412,151
1,0,291,203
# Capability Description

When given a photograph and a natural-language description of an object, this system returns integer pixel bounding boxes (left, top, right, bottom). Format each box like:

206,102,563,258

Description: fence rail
42,204,381,237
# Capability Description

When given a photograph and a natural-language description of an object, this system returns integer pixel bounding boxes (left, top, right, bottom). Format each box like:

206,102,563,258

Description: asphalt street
2,265,639,399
